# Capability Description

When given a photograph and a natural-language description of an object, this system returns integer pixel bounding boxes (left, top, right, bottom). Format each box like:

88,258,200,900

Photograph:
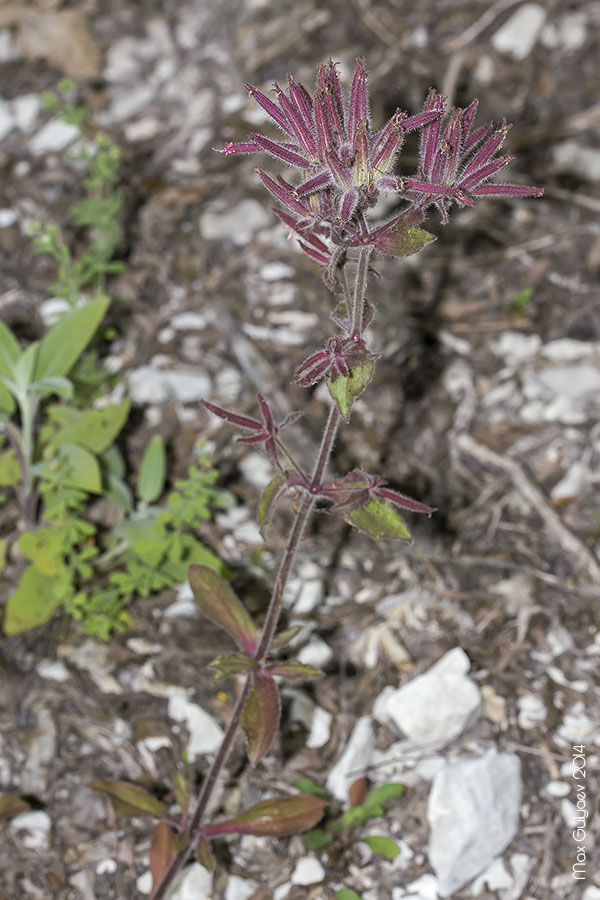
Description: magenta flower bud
251,134,310,169
376,487,437,516
348,57,368,142
327,147,353,188
286,74,314,128
314,90,336,165
371,111,406,174
471,183,543,198
352,120,370,186
297,171,334,197
339,188,359,222
293,350,333,386
245,83,292,136
256,168,311,216
273,83,318,159
217,141,262,155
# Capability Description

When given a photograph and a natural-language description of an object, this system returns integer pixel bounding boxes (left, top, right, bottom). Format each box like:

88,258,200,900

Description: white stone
500,854,533,900
583,888,600,900
136,871,152,895
291,857,326,885
9,811,52,850
491,4,546,59
545,780,570,798
493,331,541,367
13,94,40,132
392,873,439,899
326,716,375,802
552,141,600,183
0,207,16,227
273,884,291,900
238,451,272,489
233,519,264,544
163,582,198,619
171,311,208,330
127,365,211,405
427,749,521,896
30,120,79,154
167,692,223,760
125,117,160,142
471,857,513,894
169,863,213,900
373,648,481,749
292,579,324,614
39,297,72,325
517,693,546,729
225,875,257,900
260,261,294,281
200,199,271,245
35,659,70,682
550,461,587,503
96,859,118,875
307,705,332,749
0,97,15,142
109,85,155,122
297,636,332,669
541,13,587,51
541,339,595,362
58,639,122,694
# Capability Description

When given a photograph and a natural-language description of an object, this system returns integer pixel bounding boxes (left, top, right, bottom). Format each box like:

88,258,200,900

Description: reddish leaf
150,821,175,893
348,776,370,808
88,780,167,818
241,672,281,767
265,660,322,681
271,625,303,650
189,565,258,654
206,793,327,838
0,794,30,820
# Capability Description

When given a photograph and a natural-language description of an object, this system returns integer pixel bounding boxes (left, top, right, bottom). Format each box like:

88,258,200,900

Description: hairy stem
152,247,371,899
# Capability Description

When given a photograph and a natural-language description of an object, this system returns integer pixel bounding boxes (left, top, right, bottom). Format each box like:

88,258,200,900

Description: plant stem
152,248,371,899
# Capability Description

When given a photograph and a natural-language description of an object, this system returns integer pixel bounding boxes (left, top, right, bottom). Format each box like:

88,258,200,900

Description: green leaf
303,828,333,849
241,672,281,767
337,889,364,900
34,296,109,380
327,362,373,422
138,434,166,504
207,794,327,838
3,565,67,634
346,498,412,541
343,803,383,830
195,837,215,872
375,225,436,258
32,376,73,400
363,835,400,859
293,777,330,801
364,782,405,807
0,380,15,414
53,400,130,454
189,565,258,654
258,472,287,537
14,342,40,393
271,625,302,651
56,443,102,493
0,320,20,376
114,519,168,566
265,660,322,681
88,780,168,818
209,652,257,682
0,449,20,487
19,528,67,577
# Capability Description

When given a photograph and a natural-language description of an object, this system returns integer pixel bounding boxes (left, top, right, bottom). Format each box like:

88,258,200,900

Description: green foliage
507,286,534,314
30,84,124,310
297,778,404,893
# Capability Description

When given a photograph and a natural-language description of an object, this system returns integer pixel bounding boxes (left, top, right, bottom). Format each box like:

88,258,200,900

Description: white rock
327,716,375,802
583,888,600,900
127,365,211,404
200,199,271,245
58,639,122,694
96,858,118,875
163,582,198,619
291,857,325,885
13,94,40,132
544,780,570,798
136,870,153,895
393,873,439,899
0,207,16,227
171,311,208,330
288,692,331,748
238,451,272,489
169,863,213,900
491,4,546,60
550,461,587,503
427,748,522,896
307,705,332,749
541,13,587,51
292,579,324,614
471,857,513,894
30,120,79,154
125,117,160,142
297,636,332,669
167,692,223,761
493,331,541,367
0,97,15,141
373,648,481,749
9,810,52,850
36,659,70,682
260,262,294,281
273,883,291,900
541,338,595,362
552,141,600,182
39,297,72,326
500,854,533,900
517,693,546,728
225,875,257,900
109,85,155,122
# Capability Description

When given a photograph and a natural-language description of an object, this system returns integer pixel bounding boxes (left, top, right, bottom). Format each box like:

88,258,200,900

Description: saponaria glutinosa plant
91,59,542,897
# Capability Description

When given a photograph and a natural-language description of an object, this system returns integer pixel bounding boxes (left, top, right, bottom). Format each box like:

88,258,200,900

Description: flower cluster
218,58,542,265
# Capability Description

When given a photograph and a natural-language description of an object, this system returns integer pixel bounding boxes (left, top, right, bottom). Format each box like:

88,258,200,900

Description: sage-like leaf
195,838,215,872
374,224,435,257
205,793,327,838
34,296,109,380
327,362,373,422
209,652,257,683
88,780,168,818
346,498,412,541
138,434,167,504
362,834,401,859
258,472,288,537
265,660,322,681
189,565,258,654
241,671,281,767
364,782,405,807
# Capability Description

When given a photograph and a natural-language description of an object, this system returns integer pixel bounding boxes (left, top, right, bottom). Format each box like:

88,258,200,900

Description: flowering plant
91,59,541,898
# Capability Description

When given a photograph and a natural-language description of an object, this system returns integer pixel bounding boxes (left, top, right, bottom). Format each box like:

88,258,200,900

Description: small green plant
296,776,405,898
507,285,534,314
30,80,124,310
